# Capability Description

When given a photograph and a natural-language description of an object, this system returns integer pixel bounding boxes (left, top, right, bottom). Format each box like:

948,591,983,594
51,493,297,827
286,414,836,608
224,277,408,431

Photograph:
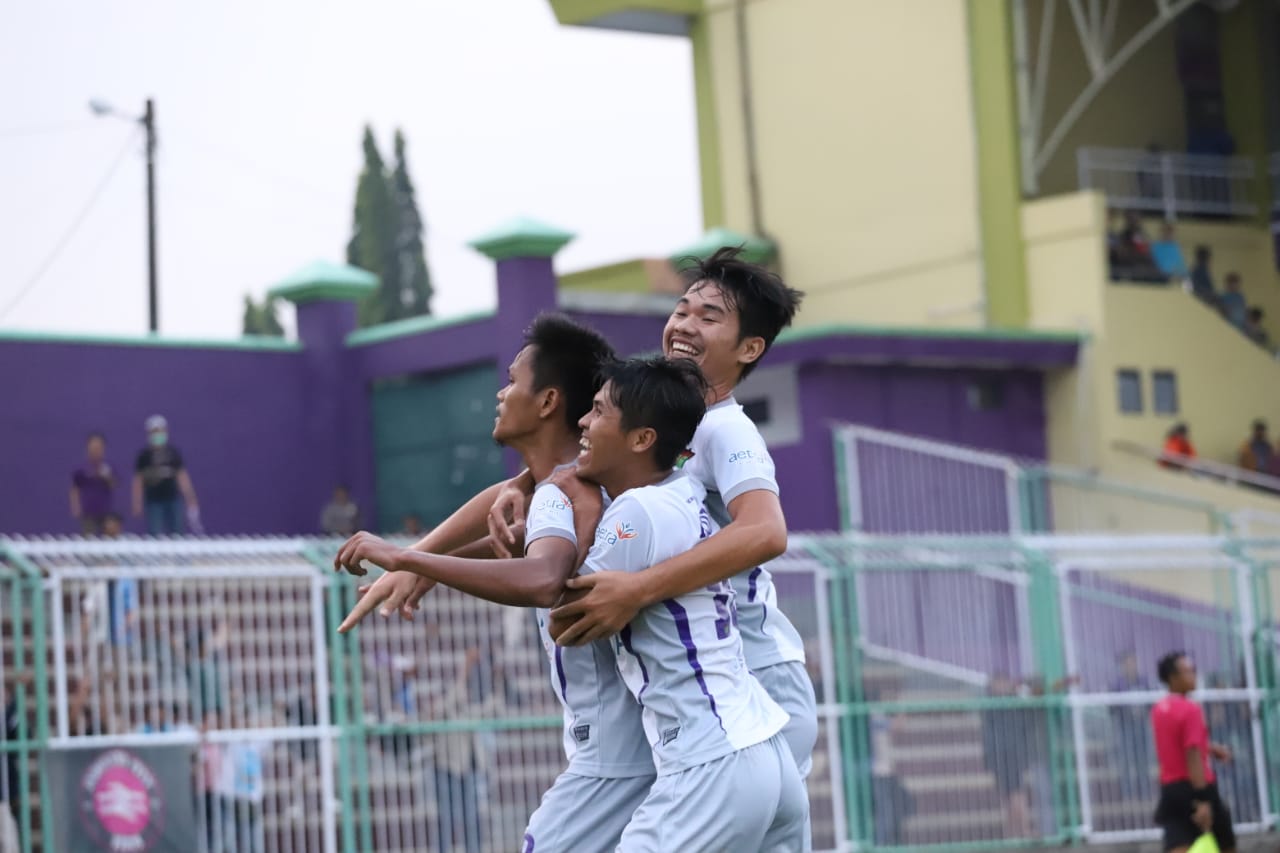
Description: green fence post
1024,545,1079,844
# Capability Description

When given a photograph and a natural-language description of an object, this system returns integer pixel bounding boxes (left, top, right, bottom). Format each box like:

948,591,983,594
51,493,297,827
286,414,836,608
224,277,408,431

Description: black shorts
1155,781,1235,851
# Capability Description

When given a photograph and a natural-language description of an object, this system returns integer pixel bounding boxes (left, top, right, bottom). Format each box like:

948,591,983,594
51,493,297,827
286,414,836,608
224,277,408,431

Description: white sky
0,0,701,338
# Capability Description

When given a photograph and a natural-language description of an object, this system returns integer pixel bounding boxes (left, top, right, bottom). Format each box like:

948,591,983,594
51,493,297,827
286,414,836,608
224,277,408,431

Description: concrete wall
701,0,986,329
0,337,313,535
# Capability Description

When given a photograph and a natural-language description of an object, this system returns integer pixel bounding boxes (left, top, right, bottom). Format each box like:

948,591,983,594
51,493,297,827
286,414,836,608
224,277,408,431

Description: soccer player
570,356,807,851
500,248,819,781
343,249,819,781
1151,651,1236,853
335,315,655,852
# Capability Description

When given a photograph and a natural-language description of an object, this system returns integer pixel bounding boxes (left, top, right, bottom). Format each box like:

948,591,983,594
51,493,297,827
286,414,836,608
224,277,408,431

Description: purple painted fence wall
0,340,313,535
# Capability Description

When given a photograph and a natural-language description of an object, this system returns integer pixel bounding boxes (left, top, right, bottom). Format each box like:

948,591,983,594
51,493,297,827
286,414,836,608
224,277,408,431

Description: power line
0,130,141,322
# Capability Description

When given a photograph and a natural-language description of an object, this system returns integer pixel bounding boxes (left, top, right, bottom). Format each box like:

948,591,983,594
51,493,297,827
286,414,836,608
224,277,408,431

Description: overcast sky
0,0,701,338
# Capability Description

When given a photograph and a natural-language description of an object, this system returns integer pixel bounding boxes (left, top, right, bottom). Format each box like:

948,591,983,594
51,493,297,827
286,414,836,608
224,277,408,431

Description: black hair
1157,651,1186,685
524,313,617,431
676,247,804,380
601,356,708,470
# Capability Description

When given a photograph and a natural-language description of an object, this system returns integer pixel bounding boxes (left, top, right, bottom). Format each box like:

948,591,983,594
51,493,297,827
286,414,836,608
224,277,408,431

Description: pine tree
241,295,284,337
346,126,433,326
390,129,433,315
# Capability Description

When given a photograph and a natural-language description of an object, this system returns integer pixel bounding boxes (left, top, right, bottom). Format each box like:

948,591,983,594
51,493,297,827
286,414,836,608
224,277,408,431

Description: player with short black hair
1151,651,1236,853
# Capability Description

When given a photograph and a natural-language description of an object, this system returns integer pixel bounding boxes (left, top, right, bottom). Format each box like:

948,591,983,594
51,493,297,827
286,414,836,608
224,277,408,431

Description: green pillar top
468,217,576,262
267,260,378,305
669,227,776,266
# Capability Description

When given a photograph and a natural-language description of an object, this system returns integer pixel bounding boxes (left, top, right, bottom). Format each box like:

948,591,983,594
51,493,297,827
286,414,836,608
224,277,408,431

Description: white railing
1078,146,1259,220
1112,439,1280,496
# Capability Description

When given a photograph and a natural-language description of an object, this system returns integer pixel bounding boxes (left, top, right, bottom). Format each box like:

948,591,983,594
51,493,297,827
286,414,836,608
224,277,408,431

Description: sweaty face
662,282,757,389
493,346,544,445
576,381,627,482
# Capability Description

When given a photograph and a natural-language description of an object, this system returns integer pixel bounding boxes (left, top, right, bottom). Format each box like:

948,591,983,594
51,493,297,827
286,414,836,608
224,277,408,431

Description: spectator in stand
400,513,424,537
133,415,200,535
1189,246,1217,308
1238,420,1273,476
869,685,913,845
1218,273,1247,330
1110,211,1165,282
71,432,116,535
1244,308,1271,349
1160,423,1197,470
320,485,360,536
1151,224,1189,281
1110,651,1155,803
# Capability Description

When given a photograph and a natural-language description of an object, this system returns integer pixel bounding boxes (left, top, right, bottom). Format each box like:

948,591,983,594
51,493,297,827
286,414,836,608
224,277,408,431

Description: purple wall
776,362,1048,532
0,340,314,535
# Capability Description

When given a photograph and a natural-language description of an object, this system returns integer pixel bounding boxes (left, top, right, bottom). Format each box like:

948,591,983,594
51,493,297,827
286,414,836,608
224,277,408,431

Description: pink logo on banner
79,749,164,850
92,764,152,836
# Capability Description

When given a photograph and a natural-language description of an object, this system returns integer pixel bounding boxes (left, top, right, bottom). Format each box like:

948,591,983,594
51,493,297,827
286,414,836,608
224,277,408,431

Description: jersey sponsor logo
728,449,766,464
573,724,591,743
595,520,637,546
661,726,680,746
533,496,573,513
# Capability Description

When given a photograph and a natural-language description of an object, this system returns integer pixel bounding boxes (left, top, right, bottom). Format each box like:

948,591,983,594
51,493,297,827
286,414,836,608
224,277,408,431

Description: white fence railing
1078,146,1259,220
8,533,1280,851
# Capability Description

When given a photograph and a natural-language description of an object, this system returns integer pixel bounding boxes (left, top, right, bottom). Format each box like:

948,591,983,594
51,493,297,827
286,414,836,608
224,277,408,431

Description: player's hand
548,468,603,567
1191,800,1213,832
334,531,402,577
487,481,528,558
1210,743,1233,763
337,572,437,633
550,571,646,646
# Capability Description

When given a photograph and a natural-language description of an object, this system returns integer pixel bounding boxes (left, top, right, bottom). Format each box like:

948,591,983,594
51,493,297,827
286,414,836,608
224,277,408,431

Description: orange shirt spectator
1161,423,1197,469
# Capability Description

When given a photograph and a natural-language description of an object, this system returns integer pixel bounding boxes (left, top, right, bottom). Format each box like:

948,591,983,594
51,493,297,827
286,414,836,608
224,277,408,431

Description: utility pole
143,98,158,333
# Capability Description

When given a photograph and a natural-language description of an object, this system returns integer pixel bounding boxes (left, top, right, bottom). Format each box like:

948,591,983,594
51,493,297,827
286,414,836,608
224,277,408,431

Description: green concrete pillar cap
669,227,776,266
468,217,576,261
267,260,378,304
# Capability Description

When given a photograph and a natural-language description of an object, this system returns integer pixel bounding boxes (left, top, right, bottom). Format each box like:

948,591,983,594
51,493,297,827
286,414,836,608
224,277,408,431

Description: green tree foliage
241,294,284,337
346,126,432,326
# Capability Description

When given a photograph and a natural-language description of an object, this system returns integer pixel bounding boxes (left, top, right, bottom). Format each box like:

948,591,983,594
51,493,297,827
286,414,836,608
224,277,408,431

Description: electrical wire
0,129,141,321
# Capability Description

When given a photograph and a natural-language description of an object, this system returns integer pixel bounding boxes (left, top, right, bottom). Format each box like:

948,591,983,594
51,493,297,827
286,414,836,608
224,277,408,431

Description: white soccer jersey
681,396,806,669
525,481,654,779
581,472,788,775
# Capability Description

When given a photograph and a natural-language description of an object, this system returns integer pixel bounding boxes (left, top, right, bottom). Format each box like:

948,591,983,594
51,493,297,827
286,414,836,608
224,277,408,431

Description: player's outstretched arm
336,478,518,630
336,531,576,610
551,489,786,646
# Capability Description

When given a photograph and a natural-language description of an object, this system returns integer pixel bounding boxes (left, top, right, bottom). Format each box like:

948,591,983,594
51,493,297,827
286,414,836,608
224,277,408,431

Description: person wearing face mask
132,414,201,535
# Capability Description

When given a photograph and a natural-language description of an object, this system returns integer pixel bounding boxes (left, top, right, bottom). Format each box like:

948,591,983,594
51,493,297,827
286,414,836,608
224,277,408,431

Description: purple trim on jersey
661,599,726,734
619,626,650,707
553,647,568,704
747,567,762,603
523,833,535,852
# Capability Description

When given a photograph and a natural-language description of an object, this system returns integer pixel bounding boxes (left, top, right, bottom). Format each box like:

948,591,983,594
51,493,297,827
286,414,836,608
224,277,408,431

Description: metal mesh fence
5,533,1280,851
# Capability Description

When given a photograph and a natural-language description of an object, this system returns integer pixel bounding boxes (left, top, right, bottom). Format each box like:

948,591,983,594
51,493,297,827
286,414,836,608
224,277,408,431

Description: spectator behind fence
320,485,360,536
1218,273,1247,330
1244,308,1271,349
1160,423,1197,470
869,686,913,845
1109,651,1155,803
1238,420,1273,476
1108,211,1165,282
1189,246,1217,308
133,415,201,535
400,513,424,537
1151,224,1189,281
71,432,116,535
